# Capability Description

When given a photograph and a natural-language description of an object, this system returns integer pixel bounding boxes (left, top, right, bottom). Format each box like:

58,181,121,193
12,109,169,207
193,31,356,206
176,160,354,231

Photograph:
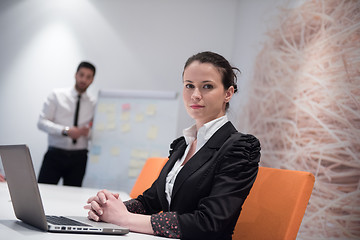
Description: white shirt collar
182,115,228,152
71,87,88,99
165,115,229,206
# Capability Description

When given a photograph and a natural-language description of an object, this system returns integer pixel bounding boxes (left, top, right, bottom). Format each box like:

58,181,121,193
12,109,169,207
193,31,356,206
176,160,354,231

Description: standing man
38,61,96,187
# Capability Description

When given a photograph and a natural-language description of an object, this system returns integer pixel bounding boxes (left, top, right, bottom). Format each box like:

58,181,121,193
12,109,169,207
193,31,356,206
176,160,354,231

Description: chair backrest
129,157,168,199
233,166,315,240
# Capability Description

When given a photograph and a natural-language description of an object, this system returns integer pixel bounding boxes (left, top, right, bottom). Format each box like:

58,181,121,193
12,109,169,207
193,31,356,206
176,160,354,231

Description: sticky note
128,169,140,178
107,122,116,130
121,112,130,121
89,155,99,163
110,147,120,156
122,103,131,111
97,103,107,112
146,104,156,115
90,145,101,155
107,104,116,113
107,113,116,122
150,152,162,157
147,125,158,140
129,159,145,168
131,149,148,159
135,113,144,122
121,123,131,132
95,123,105,131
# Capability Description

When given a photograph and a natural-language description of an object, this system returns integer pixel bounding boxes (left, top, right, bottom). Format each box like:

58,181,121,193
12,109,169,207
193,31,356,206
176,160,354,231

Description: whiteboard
82,89,179,193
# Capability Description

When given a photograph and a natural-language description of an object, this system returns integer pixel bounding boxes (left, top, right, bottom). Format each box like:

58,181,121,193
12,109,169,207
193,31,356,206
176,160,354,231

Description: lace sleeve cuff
123,199,146,214
151,212,181,239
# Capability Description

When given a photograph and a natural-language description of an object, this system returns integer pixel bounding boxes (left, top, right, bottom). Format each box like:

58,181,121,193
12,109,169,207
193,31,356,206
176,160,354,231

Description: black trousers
38,147,88,187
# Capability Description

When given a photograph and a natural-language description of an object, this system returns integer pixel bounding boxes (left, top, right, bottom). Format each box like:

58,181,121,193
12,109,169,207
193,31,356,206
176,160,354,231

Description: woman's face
183,61,234,128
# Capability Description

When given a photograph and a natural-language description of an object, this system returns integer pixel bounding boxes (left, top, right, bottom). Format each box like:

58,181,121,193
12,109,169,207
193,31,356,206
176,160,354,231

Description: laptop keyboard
46,215,91,226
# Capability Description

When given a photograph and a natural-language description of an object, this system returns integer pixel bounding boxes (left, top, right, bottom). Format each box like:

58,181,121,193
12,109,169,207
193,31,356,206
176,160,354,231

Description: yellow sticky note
139,151,148,159
107,113,116,122
121,123,131,132
97,103,107,113
129,159,145,168
121,112,130,121
131,149,148,159
147,125,158,140
107,122,116,130
131,149,140,158
110,147,120,156
95,123,105,131
135,113,144,122
107,104,116,113
90,155,99,163
146,104,156,115
150,152,162,157
128,169,140,178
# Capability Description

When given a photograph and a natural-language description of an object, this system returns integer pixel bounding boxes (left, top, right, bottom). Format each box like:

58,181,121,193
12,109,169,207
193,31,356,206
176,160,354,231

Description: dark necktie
73,94,81,144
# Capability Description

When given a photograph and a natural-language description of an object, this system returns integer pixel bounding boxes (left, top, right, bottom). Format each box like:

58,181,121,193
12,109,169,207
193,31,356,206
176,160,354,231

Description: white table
0,182,172,240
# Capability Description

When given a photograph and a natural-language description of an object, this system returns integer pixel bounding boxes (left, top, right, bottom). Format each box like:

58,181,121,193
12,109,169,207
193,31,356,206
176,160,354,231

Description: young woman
85,51,261,240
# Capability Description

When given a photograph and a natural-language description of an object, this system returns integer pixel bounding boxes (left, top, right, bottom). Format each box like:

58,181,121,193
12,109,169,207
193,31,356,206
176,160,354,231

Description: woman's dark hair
77,61,96,77
183,51,240,110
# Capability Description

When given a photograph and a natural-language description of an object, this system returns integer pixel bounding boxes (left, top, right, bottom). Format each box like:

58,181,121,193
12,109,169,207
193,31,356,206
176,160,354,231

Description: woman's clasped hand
84,190,128,224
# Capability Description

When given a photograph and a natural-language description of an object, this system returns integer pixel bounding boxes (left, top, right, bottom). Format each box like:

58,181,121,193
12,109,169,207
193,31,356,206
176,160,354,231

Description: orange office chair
129,157,168,199
233,166,315,240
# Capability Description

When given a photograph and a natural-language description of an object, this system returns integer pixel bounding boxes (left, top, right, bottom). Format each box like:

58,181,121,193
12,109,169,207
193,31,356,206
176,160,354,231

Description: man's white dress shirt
38,87,96,150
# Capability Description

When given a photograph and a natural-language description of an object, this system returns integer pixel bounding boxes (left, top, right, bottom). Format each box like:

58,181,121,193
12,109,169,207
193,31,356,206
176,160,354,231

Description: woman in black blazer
85,51,261,240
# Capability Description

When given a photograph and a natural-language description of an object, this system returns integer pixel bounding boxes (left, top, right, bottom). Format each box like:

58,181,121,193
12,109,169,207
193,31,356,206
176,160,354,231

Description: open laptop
0,144,129,235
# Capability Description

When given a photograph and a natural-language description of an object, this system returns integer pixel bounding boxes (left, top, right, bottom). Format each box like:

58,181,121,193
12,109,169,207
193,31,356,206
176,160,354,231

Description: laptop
0,144,129,235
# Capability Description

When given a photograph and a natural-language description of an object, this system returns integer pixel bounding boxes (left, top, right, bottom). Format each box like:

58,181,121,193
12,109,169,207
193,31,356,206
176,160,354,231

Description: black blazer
137,121,261,240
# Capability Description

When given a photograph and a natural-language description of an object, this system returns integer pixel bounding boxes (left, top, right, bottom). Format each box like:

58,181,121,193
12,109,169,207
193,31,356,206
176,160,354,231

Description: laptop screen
0,145,49,230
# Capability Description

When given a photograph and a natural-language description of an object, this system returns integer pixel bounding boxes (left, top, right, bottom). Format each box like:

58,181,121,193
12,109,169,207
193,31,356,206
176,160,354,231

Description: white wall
0,0,238,175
